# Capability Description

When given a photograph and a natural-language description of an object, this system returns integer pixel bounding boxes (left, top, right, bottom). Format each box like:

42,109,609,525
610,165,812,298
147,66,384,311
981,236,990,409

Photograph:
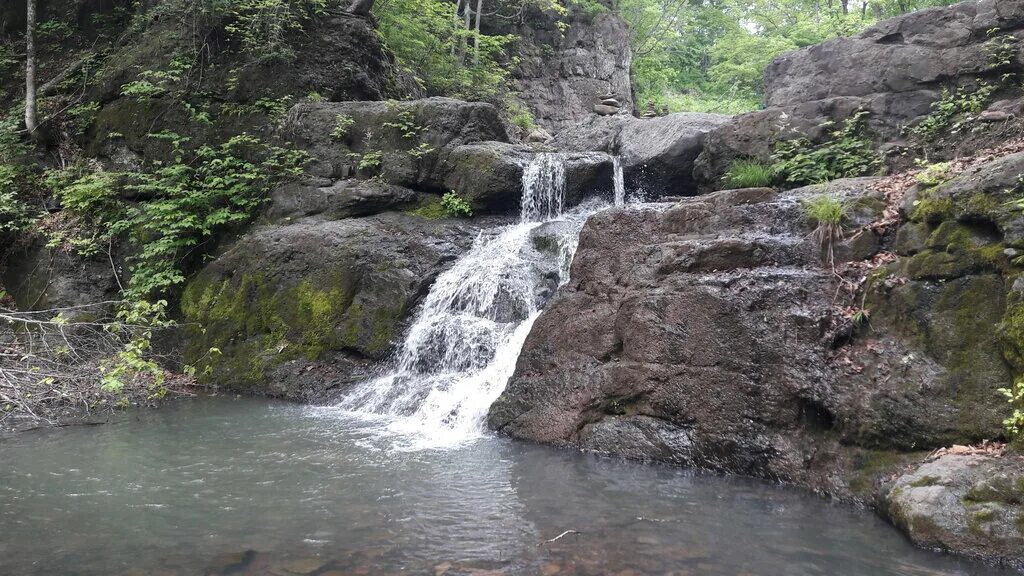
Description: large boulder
883,454,1024,569
179,213,481,400
489,180,893,489
283,98,512,198
490,167,1018,491
442,143,615,213
553,113,731,197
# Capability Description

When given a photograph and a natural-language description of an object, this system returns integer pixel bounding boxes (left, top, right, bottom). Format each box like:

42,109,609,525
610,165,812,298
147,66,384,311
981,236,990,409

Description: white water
335,153,599,449
613,156,625,207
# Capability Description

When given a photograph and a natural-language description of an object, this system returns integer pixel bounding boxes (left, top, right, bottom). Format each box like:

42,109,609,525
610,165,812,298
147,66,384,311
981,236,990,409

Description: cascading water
335,153,599,449
612,156,625,207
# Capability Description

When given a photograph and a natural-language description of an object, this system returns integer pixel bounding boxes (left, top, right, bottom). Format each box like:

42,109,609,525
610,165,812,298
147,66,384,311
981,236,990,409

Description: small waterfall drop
612,156,625,207
335,153,597,449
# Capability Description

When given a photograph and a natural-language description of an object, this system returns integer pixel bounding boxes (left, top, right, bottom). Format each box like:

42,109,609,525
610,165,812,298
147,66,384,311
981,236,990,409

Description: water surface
0,397,1012,576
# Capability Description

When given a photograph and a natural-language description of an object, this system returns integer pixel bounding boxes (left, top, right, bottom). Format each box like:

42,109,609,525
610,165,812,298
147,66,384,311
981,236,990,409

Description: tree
24,0,37,133
347,0,376,16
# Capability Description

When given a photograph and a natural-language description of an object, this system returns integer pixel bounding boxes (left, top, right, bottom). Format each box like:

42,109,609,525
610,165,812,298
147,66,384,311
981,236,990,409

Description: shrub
907,83,995,142
998,378,1024,442
773,111,880,186
722,159,776,189
914,161,952,187
331,114,355,140
358,151,383,171
802,194,847,265
441,190,473,217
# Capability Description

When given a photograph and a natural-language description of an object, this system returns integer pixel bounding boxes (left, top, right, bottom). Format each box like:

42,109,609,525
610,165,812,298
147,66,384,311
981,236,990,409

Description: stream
0,396,1013,576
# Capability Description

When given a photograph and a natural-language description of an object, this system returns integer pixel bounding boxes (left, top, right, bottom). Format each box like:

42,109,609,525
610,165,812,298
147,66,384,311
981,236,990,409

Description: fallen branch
537,530,580,546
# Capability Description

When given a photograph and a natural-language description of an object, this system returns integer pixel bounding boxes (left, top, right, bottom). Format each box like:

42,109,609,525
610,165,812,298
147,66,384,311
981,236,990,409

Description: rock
763,0,1024,108
527,128,553,143
1,237,122,318
441,142,615,214
283,97,510,192
489,180,889,486
552,113,732,197
979,110,1011,122
489,171,1016,501
986,98,1024,116
883,454,1024,570
266,179,420,221
511,11,633,131
179,213,481,400
601,98,621,107
593,104,621,116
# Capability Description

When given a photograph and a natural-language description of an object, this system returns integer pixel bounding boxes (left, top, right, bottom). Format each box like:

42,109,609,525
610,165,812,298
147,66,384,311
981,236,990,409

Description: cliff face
510,8,635,131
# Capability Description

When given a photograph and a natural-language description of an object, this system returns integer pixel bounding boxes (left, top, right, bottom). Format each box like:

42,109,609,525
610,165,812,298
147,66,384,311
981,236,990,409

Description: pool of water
0,396,1012,576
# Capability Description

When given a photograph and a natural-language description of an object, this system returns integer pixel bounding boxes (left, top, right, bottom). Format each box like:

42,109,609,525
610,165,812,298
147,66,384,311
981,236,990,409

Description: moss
967,508,997,536
180,270,368,389
965,475,1024,505
847,449,922,496
404,196,447,219
909,475,942,488
911,197,955,224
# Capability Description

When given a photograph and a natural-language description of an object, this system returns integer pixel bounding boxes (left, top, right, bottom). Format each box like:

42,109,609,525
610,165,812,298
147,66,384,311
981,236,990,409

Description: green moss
180,270,372,389
847,449,923,496
909,475,942,488
911,197,955,224
967,507,997,536
965,475,1024,505
404,196,447,219
999,293,1024,372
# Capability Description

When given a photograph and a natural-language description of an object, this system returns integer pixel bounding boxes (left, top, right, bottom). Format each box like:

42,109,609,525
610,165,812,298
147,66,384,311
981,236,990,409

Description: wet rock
180,213,481,400
883,454,1024,570
442,143,614,214
552,113,732,197
489,180,887,483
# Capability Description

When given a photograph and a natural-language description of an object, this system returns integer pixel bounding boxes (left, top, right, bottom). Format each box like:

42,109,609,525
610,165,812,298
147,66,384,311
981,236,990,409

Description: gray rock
601,98,621,107
1,239,122,318
593,104,621,116
266,179,420,221
284,98,510,192
442,142,615,214
511,11,634,131
553,113,732,197
884,454,1024,570
526,128,553,143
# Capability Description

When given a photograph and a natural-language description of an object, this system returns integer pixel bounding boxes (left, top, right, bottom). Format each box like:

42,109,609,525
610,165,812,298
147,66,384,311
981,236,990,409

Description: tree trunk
347,0,375,17
24,0,37,133
473,0,483,65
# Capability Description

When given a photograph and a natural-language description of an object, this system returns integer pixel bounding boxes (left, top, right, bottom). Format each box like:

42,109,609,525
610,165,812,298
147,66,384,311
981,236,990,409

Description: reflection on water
0,397,1011,576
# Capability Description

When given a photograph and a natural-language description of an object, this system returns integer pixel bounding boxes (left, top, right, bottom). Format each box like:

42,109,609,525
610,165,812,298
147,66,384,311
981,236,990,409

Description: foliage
374,0,517,102
620,0,957,113
998,378,1024,441
331,114,355,140
985,28,1018,71
914,161,951,187
773,111,880,186
358,150,383,171
907,83,996,142
210,0,332,57
99,300,172,397
113,133,305,299
441,190,473,217
508,102,536,130
722,159,776,188
0,188,32,235
0,117,36,235
802,194,847,265
382,107,425,139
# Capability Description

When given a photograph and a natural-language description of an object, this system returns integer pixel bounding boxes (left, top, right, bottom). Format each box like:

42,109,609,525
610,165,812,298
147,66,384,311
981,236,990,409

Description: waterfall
334,153,597,449
612,156,625,207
